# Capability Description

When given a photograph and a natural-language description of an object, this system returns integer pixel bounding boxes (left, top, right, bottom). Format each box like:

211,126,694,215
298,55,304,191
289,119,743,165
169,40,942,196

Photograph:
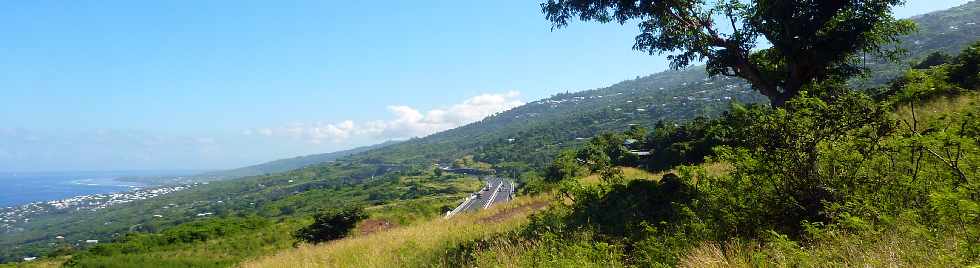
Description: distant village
527,76,753,114
0,184,194,234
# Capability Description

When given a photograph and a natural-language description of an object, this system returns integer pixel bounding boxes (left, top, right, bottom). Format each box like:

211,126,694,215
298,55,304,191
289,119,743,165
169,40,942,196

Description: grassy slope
0,257,67,268
240,195,550,268
64,220,302,268
580,164,731,186
239,165,720,268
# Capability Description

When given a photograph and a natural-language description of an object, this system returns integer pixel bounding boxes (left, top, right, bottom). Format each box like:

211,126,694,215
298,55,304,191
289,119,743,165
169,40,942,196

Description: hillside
244,40,980,268
348,1,980,169
269,92,979,266
198,140,401,180
1,2,978,265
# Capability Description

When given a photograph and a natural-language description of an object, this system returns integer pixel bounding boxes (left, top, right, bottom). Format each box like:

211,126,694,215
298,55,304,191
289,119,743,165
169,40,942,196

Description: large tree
542,0,915,106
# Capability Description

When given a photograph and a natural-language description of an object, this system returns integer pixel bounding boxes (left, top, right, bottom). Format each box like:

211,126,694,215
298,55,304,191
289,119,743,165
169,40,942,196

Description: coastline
0,182,196,233
0,171,202,208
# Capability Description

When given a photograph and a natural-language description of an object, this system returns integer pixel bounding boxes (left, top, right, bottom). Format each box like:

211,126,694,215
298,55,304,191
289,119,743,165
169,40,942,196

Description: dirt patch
478,200,549,223
358,219,398,235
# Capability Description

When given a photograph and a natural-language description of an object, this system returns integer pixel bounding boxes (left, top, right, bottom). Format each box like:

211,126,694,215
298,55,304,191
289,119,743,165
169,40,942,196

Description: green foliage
365,195,464,226
545,149,586,182
884,67,963,105
642,117,723,171
877,41,980,105
949,41,980,90
63,216,283,268
293,207,366,244
707,89,891,237
542,0,915,106
501,43,980,266
914,51,953,69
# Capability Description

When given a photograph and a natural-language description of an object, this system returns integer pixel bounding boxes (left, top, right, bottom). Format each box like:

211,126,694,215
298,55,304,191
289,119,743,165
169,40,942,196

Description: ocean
0,170,196,207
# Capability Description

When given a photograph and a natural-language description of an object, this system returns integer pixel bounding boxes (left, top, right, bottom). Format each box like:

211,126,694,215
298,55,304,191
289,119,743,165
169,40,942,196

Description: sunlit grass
896,92,979,126
580,167,666,185
580,162,731,186
239,195,549,268
0,257,68,268
679,228,967,268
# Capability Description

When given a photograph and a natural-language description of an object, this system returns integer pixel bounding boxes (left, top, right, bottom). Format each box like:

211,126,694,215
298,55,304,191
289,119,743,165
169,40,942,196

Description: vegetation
240,195,549,268
293,207,366,244
1,2,978,267
59,216,291,268
448,41,980,267
0,167,480,266
542,0,915,106
344,0,976,172
197,141,401,180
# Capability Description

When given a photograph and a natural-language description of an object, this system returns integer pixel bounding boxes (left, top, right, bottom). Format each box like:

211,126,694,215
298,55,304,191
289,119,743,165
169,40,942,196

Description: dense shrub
293,207,366,244
949,41,980,90
914,51,953,69
642,117,723,171
518,44,980,264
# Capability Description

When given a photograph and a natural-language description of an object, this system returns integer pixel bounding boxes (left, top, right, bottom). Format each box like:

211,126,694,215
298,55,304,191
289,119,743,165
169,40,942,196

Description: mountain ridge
197,140,402,180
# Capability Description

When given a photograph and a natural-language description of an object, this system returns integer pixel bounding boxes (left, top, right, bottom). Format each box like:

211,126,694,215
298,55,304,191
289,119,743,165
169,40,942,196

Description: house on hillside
444,168,492,176
624,139,652,156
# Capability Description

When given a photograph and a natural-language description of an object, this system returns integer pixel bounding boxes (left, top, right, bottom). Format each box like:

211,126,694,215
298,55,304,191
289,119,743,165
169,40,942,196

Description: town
0,184,194,234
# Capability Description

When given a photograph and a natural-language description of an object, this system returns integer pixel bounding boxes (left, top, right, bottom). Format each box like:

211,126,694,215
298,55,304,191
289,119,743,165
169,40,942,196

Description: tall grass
240,195,548,268
580,167,665,185
896,92,979,123
678,227,970,267
0,257,68,268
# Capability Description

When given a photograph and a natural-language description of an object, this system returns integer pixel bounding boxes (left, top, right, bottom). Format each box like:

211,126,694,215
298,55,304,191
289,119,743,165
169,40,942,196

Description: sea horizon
0,170,204,207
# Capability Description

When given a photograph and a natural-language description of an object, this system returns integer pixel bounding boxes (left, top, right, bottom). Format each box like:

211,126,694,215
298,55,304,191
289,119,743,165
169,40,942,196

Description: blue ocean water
0,171,194,207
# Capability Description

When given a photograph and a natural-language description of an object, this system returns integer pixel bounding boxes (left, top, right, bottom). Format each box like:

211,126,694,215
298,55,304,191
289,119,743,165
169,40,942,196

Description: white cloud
258,128,274,136
251,91,524,144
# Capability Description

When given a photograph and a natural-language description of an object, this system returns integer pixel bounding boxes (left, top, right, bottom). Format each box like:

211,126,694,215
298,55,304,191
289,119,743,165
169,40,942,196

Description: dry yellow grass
580,166,667,185
679,229,968,268
239,195,548,268
896,92,979,125
678,241,757,268
580,163,731,186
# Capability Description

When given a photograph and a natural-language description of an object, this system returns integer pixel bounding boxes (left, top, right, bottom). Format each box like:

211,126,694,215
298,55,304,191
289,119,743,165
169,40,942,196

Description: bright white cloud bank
250,91,524,144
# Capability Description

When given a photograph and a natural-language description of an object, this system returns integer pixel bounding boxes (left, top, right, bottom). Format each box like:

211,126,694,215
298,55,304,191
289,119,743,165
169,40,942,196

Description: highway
445,177,514,218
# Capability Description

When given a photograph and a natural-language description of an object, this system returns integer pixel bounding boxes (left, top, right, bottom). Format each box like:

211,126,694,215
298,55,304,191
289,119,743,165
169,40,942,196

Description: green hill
198,140,401,180
1,1,978,265
349,1,980,169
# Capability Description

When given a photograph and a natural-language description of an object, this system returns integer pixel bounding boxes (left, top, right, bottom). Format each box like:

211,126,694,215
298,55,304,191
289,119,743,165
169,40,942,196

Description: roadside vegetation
448,42,980,267
240,195,549,268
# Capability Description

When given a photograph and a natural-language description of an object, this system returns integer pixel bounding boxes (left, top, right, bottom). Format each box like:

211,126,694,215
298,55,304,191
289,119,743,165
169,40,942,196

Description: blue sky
0,0,969,172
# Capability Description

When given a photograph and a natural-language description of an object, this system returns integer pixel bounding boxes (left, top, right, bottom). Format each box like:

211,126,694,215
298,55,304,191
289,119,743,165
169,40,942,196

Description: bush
949,41,980,90
293,207,366,244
